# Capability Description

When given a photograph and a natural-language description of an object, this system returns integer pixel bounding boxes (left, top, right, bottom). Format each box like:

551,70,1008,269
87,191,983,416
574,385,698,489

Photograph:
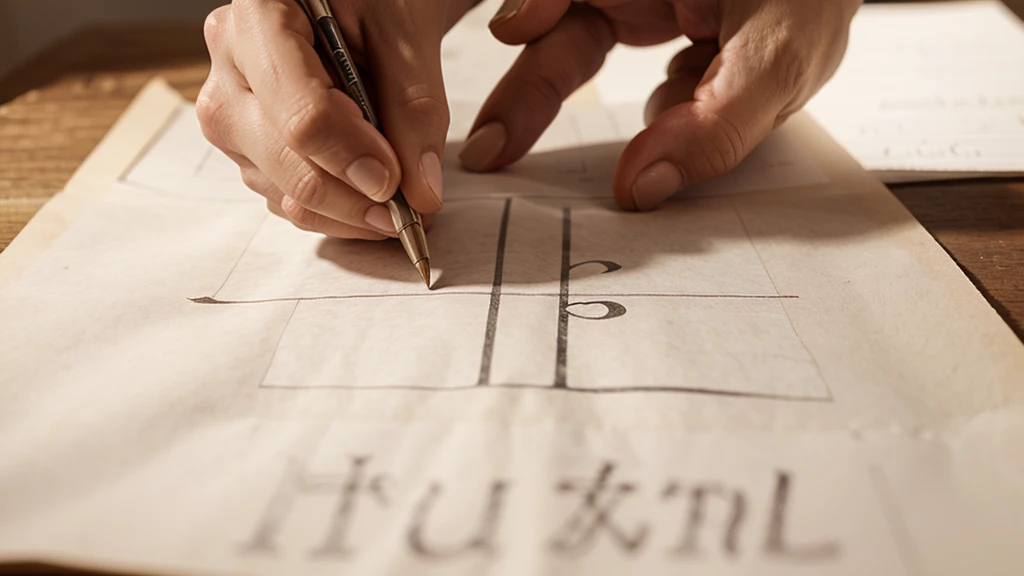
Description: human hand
459,0,862,211
197,0,475,239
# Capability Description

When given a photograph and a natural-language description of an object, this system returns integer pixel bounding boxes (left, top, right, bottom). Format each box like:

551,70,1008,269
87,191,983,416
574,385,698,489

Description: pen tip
416,259,431,289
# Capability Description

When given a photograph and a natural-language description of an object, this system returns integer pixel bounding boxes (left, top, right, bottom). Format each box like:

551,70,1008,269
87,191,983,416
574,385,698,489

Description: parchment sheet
1,62,1023,576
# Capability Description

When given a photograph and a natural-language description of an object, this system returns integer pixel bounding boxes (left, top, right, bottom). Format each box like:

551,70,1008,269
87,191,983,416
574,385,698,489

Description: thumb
613,35,804,211
488,0,573,45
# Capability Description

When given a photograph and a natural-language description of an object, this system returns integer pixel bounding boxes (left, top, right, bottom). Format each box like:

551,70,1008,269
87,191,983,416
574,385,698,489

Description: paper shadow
314,140,914,288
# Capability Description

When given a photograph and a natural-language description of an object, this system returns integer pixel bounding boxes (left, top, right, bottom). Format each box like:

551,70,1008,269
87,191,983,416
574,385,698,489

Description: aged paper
805,0,1024,182
2,74,1024,576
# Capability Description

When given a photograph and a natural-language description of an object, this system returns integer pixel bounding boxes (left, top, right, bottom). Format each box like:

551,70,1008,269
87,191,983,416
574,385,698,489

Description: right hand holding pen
197,0,465,239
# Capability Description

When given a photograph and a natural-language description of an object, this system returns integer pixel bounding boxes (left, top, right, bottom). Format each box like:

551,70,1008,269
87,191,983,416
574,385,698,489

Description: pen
297,0,432,288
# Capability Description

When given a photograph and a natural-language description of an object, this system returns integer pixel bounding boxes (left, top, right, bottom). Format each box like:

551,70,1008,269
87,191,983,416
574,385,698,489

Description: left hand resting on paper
459,0,861,210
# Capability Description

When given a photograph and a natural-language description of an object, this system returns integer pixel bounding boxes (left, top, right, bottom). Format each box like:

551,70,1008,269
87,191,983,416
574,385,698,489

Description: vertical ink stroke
764,471,840,561
238,455,387,558
554,208,572,388
665,482,747,558
407,481,508,559
477,199,513,386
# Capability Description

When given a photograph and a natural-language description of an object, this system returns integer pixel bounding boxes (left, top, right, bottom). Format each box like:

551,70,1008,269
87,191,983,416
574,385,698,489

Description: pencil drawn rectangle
215,200,507,302
567,199,780,296
568,298,828,399
262,296,490,389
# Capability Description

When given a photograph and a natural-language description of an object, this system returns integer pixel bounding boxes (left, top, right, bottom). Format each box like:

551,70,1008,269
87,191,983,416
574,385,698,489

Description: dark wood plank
892,180,1024,341
0,25,210,251
0,198,48,249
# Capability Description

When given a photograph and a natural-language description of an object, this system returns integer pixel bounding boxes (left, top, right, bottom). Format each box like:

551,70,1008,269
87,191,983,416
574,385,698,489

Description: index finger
229,0,402,202
488,0,572,45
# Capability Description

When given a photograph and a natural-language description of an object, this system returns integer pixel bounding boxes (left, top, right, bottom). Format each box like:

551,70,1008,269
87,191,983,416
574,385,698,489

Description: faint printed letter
239,455,388,558
764,471,840,560
407,481,509,559
549,462,648,557
664,482,747,558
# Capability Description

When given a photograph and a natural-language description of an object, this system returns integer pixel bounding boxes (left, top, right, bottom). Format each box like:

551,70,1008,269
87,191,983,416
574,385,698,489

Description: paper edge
0,78,185,290
874,171,1024,185
779,112,1024,392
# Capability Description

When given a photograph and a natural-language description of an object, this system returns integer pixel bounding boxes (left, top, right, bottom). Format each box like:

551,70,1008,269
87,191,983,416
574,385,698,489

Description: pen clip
297,0,380,128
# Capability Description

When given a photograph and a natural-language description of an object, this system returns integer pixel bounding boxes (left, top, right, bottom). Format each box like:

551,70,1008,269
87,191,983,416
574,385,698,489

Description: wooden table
1,23,1022,345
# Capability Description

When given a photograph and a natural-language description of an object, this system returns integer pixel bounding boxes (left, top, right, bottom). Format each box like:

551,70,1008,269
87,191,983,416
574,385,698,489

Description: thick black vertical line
554,208,572,388
477,199,513,386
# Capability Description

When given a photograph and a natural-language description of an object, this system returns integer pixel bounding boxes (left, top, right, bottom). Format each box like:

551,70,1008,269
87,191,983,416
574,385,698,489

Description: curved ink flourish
566,301,628,321
570,260,623,275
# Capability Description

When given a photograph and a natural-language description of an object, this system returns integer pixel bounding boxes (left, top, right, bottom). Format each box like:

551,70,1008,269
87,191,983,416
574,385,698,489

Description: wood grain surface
0,21,1022,344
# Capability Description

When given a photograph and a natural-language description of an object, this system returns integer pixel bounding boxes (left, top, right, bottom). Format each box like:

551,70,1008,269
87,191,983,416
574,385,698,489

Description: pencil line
730,198,833,402
194,146,216,176
554,207,571,388
440,193,732,203
212,213,271,300
566,113,588,175
477,198,513,386
258,300,302,388
115,105,185,183
189,292,800,305
117,178,256,204
257,381,831,402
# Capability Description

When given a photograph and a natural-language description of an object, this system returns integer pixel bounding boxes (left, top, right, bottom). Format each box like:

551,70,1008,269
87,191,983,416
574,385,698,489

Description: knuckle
266,198,280,215
290,218,314,232
239,168,266,194
195,84,229,148
282,200,316,231
266,198,290,222
690,113,747,180
563,18,614,80
771,39,812,99
393,86,450,135
263,0,313,39
678,106,751,183
203,7,229,50
518,73,567,110
694,140,730,182
282,90,334,155
289,168,327,210
709,113,747,170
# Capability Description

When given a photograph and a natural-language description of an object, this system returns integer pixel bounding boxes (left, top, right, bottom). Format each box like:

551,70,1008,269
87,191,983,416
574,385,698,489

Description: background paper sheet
805,0,1024,181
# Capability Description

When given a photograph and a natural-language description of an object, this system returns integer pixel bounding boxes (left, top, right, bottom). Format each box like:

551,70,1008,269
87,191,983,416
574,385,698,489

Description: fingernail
459,121,507,172
364,204,396,234
631,161,684,211
420,151,444,207
489,0,525,29
345,156,391,201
